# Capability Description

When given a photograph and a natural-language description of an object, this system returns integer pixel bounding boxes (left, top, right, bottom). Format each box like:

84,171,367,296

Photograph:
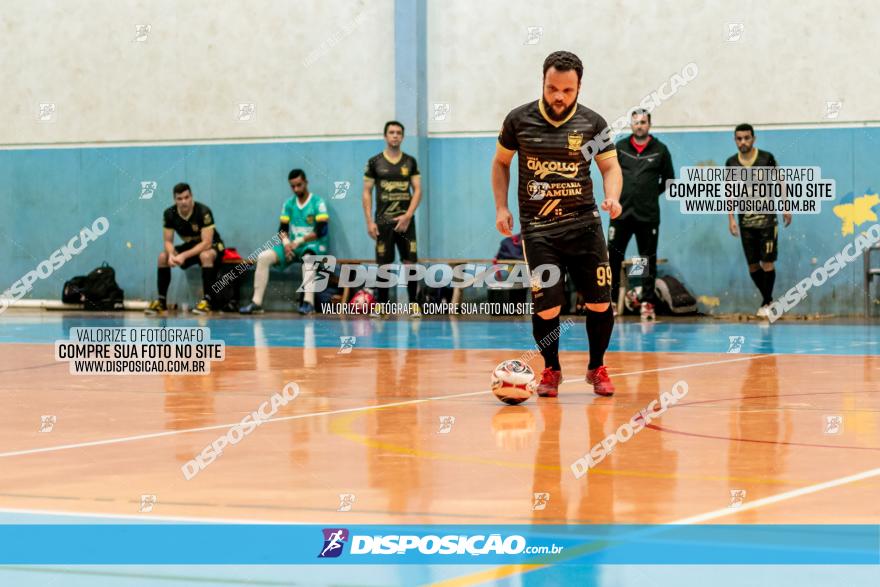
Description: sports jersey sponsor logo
379,180,411,192
527,180,550,200
526,157,578,179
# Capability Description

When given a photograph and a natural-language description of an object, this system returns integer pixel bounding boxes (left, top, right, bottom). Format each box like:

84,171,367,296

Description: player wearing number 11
492,51,623,397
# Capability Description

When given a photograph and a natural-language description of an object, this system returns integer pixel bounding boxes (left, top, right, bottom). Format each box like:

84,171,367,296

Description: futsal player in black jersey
492,51,623,397
145,183,225,315
362,121,423,318
726,123,791,318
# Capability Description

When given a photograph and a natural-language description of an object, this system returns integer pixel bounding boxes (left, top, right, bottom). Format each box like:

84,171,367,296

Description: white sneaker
640,301,656,321
756,305,769,318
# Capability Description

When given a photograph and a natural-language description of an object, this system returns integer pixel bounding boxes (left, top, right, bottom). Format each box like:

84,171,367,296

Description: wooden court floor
1,312,879,528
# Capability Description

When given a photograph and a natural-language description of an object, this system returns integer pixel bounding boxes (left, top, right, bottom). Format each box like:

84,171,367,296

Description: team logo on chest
401,165,410,176
567,131,583,153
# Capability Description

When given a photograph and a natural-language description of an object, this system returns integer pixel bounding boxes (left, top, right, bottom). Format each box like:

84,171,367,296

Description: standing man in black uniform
145,182,225,315
492,51,623,398
362,121,423,318
726,123,791,318
608,109,675,320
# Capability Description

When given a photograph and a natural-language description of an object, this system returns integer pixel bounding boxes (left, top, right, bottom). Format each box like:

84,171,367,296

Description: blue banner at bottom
1,525,877,565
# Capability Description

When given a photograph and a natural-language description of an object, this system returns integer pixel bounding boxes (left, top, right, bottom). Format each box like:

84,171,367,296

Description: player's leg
373,221,395,313
145,249,173,314
297,247,319,315
634,221,660,320
192,247,218,314
565,223,615,397
740,228,766,315
607,217,635,315
241,247,282,314
757,226,778,311
395,221,421,318
523,233,565,397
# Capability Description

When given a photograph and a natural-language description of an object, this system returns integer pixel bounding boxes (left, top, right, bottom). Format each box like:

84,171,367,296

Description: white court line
0,353,770,460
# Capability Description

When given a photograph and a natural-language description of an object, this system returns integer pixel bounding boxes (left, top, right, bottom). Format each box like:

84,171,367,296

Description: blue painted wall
2,126,879,315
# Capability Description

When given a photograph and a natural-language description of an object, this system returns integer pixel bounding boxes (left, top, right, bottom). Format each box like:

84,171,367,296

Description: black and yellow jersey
163,201,224,246
725,148,778,229
364,152,420,220
498,100,616,234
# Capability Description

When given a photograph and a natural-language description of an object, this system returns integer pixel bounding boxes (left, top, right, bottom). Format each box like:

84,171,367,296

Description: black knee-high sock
760,269,776,305
158,267,171,299
532,314,561,371
201,266,216,301
749,269,763,296
407,279,419,305
586,307,614,370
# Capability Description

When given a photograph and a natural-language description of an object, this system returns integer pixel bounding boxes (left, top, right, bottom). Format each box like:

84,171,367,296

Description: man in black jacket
608,109,674,320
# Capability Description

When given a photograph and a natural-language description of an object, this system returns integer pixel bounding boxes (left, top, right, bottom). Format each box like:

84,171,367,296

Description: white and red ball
491,360,537,405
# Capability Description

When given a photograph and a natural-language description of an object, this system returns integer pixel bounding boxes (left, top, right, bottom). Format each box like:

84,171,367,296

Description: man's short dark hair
172,182,191,196
384,120,404,135
543,51,583,82
632,108,652,124
288,169,306,181
735,123,755,136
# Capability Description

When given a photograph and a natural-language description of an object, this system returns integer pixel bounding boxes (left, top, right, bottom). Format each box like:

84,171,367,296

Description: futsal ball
491,360,537,405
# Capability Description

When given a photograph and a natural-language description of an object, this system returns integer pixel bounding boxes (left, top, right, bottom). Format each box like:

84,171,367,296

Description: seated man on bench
240,168,330,315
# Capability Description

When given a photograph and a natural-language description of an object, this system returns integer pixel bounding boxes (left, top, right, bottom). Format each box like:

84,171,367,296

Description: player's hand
367,222,379,240
495,207,513,236
394,214,412,233
728,220,739,237
783,213,792,227
283,241,296,261
168,254,182,267
601,199,622,219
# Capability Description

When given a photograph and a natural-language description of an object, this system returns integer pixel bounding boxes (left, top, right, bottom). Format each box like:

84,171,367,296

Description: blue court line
0,316,878,355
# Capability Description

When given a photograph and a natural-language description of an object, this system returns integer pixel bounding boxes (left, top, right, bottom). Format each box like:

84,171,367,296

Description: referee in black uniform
492,51,623,398
726,123,791,318
362,121,423,317
608,109,674,320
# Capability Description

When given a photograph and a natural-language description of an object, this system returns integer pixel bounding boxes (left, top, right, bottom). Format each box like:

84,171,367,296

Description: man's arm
177,227,214,262
163,228,178,266
362,178,378,239
596,154,623,218
492,144,515,235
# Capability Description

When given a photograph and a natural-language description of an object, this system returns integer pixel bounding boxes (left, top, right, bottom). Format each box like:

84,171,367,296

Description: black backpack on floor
654,275,697,315
69,263,124,310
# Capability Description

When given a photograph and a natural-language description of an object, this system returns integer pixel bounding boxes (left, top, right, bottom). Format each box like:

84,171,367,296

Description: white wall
0,0,394,145
427,0,879,133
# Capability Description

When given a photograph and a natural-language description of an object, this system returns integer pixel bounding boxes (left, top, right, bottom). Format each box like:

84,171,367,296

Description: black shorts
523,221,611,313
740,225,777,265
376,218,418,264
174,240,225,269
